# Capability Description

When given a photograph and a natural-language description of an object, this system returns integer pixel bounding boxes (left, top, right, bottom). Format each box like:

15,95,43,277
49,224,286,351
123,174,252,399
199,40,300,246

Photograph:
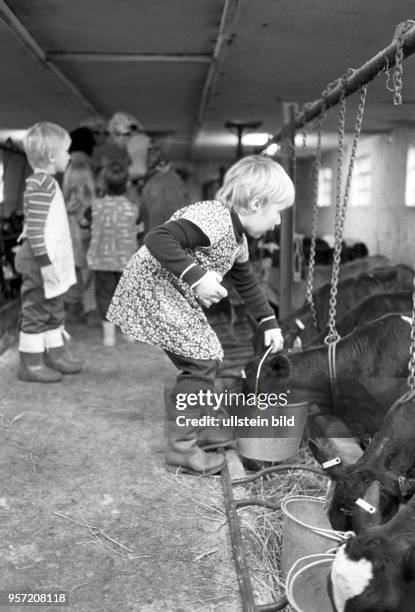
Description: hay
161,448,328,610
237,444,327,608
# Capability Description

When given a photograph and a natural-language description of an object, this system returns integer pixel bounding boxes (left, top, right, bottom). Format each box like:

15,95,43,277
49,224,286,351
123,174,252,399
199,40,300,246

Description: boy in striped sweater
15,122,83,382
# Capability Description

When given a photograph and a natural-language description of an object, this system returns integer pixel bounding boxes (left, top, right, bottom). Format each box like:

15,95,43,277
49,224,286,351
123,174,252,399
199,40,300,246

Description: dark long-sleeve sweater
144,212,278,330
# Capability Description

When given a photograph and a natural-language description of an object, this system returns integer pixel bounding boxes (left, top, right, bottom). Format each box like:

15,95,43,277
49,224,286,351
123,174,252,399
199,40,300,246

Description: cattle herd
243,256,415,611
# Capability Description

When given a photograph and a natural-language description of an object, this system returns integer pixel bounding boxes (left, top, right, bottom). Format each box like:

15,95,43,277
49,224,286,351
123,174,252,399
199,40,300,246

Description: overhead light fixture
242,132,272,147
264,142,280,156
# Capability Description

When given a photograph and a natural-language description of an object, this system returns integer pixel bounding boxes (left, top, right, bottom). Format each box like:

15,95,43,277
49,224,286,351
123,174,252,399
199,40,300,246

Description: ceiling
1,0,415,162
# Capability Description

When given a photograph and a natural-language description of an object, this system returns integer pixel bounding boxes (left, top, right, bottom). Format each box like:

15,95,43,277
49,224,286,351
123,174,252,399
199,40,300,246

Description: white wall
295,127,415,266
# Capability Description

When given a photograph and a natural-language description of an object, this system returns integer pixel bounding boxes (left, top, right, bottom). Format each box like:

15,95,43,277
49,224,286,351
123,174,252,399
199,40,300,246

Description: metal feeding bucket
236,401,309,462
286,553,335,612
281,495,346,576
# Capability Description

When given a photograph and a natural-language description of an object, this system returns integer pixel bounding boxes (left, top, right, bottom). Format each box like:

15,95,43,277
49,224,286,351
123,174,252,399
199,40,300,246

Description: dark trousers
164,350,218,441
14,241,65,334
95,270,122,320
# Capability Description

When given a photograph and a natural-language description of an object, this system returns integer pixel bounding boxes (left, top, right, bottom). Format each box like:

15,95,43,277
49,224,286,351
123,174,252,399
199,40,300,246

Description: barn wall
294,128,415,266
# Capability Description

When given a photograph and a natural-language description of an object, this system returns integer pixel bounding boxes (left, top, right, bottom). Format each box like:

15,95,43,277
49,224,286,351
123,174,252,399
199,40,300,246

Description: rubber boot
18,352,62,383
44,346,83,374
44,327,83,374
197,404,235,450
165,437,225,476
163,353,225,475
102,321,116,347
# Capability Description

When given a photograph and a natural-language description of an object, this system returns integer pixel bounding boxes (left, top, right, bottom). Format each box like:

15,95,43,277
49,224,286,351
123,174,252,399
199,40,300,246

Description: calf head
243,353,292,396
328,497,415,611
309,440,401,532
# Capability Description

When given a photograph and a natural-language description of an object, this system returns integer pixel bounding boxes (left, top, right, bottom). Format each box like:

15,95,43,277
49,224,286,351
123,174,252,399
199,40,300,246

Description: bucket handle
286,552,336,612
282,496,355,542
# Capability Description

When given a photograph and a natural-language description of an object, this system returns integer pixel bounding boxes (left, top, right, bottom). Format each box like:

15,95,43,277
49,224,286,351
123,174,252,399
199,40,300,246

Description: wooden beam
47,52,212,63
0,0,100,116
193,0,243,139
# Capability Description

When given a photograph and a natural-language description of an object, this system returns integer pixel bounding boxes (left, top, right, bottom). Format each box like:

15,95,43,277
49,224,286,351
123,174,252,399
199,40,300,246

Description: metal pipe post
279,103,296,319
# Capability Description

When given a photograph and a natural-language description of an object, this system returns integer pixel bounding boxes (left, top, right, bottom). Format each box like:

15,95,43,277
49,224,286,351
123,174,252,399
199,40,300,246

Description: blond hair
63,160,95,201
215,155,295,212
23,122,70,170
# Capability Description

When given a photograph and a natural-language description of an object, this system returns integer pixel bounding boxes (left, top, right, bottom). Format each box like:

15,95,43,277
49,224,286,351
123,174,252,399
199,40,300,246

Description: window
350,155,372,206
317,167,332,207
405,145,415,207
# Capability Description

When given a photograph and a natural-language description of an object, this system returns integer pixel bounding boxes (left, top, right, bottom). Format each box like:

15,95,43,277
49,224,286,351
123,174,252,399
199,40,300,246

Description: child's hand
41,264,60,289
194,271,228,307
264,328,284,353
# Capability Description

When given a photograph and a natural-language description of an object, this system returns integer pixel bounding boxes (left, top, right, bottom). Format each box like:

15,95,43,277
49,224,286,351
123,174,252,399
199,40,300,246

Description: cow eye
340,507,353,516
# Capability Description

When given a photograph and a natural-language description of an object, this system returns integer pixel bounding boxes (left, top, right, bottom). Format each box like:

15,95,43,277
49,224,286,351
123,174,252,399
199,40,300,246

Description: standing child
87,161,139,346
15,122,83,382
63,160,98,323
107,155,295,475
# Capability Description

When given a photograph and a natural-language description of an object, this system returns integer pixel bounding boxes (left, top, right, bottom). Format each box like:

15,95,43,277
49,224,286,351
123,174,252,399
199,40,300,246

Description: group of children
16,120,295,475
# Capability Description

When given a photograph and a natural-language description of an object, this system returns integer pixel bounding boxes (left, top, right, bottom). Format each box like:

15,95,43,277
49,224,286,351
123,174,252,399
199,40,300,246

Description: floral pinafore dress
107,200,249,361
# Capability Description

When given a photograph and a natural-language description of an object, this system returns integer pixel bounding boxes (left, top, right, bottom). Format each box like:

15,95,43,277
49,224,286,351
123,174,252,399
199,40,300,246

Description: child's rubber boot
18,351,62,383
102,321,116,347
44,346,83,374
165,438,225,476
44,327,83,374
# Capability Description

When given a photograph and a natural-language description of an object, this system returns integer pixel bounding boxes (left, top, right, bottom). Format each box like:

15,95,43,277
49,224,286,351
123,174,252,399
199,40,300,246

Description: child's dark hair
103,161,128,195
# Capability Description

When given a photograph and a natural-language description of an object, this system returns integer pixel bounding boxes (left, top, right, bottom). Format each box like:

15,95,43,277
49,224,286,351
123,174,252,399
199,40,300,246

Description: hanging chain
392,20,415,105
393,24,405,105
340,85,367,227
407,265,415,393
384,56,395,93
325,78,346,343
306,90,328,331
326,74,367,344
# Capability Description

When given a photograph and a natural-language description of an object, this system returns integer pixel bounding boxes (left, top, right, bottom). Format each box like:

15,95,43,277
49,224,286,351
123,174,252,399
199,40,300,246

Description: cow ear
402,544,415,581
267,354,291,378
354,480,382,531
308,439,344,479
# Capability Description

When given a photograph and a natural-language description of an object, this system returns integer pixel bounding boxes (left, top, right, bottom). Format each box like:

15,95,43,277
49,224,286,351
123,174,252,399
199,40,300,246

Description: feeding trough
281,495,347,575
286,553,335,612
236,401,309,462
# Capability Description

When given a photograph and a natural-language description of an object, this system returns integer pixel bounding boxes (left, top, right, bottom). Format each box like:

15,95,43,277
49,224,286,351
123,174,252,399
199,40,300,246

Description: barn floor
0,322,244,612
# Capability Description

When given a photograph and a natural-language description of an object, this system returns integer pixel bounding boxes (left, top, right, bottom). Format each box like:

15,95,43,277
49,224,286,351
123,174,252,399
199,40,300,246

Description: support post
279,103,296,319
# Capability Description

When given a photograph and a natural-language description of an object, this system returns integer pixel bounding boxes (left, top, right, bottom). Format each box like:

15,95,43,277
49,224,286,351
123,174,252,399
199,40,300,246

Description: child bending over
15,122,83,382
107,155,295,475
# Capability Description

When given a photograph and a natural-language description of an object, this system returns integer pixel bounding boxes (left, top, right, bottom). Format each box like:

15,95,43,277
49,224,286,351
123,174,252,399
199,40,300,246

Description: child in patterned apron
107,155,295,475
15,122,83,382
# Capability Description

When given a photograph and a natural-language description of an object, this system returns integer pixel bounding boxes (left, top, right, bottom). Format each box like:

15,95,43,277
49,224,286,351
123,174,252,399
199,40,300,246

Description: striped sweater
21,172,57,266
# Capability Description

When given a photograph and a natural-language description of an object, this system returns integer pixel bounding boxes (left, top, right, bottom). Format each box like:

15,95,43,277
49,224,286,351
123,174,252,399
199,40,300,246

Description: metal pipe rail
221,462,328,612
269,22,415,144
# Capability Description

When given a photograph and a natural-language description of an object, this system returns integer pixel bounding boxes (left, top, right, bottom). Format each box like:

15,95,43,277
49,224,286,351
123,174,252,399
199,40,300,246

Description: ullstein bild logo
175,413,296,428
174,389,289,411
